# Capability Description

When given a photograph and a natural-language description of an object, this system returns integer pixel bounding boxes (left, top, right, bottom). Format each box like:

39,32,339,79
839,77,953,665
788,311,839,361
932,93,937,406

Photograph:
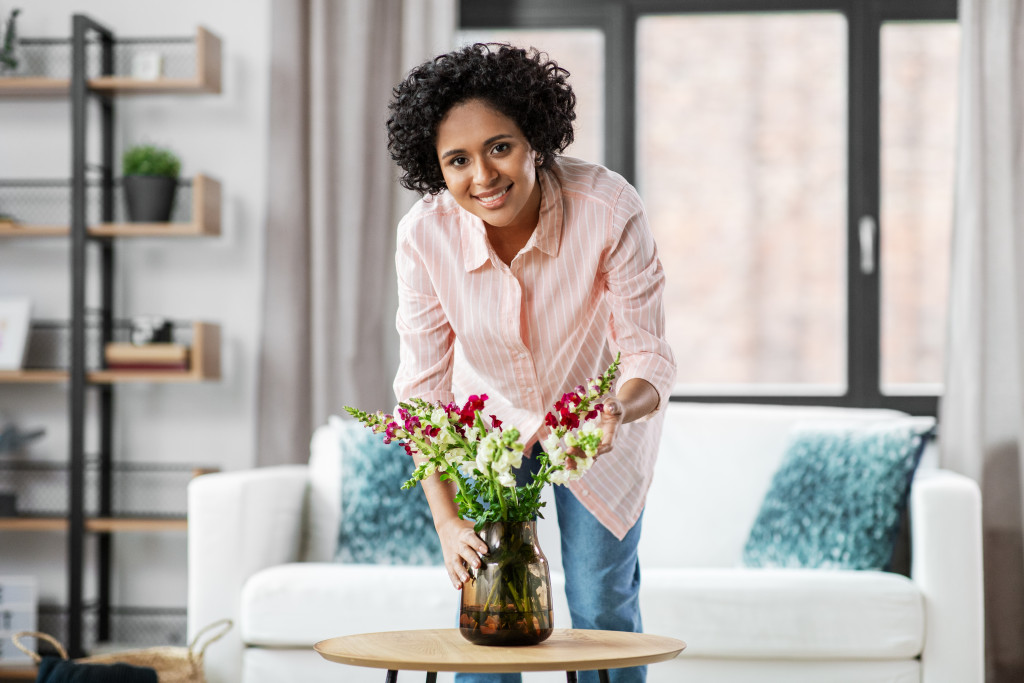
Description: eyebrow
440,134,514,160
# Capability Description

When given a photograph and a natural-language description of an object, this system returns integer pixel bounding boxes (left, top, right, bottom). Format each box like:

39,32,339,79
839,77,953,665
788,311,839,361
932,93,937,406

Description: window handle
859,215,876,275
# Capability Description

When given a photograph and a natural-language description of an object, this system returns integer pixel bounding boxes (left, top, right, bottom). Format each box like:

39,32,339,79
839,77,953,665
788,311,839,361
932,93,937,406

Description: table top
314,628,686,674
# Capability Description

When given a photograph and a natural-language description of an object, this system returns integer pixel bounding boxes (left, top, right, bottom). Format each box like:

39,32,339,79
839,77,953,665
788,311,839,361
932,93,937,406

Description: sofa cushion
332,417,442,565
639,403,909,569
640,567,924,659
742,418,934,570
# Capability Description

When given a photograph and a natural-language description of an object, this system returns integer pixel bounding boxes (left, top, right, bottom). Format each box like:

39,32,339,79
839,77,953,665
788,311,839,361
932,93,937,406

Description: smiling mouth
475,184,511,208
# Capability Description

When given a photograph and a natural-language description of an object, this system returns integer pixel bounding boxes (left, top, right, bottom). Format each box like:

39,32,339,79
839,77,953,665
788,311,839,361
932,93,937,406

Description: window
461,0,958,415
879,21,959,395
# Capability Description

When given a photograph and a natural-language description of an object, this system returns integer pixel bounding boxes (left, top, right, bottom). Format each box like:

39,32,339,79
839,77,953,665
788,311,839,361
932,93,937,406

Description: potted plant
0,8,21,75
122,144,181,223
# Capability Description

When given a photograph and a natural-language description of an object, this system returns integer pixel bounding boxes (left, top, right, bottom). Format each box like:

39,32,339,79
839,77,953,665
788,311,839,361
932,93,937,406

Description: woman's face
434,99,541,234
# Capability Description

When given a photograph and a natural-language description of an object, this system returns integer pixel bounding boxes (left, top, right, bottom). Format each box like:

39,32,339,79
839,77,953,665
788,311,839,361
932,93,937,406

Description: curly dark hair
386,43,576,195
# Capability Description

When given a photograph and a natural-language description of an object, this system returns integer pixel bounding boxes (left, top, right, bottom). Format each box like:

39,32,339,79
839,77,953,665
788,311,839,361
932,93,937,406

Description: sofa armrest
910,468,984,683
187,466,309,683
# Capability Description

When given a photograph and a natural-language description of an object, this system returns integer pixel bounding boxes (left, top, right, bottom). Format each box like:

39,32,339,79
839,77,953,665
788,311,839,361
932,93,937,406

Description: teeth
478,187,509,204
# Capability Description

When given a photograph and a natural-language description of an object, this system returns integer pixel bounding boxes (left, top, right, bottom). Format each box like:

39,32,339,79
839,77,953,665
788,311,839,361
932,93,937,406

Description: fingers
597,396,624,456
442,522,490,590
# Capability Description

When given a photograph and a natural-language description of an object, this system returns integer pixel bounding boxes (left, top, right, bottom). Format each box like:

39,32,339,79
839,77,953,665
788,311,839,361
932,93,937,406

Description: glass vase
459,520,554,646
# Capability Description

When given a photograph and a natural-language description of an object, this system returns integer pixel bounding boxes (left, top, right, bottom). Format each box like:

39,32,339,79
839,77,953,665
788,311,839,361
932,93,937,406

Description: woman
386,43,676,683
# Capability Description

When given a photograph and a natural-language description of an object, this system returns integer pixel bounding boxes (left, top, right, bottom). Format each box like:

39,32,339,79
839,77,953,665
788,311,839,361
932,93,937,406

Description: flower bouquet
345,353,621,645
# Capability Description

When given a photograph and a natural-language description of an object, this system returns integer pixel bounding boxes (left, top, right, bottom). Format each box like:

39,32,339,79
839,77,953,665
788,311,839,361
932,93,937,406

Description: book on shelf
104,361,190,372
104,342,189,364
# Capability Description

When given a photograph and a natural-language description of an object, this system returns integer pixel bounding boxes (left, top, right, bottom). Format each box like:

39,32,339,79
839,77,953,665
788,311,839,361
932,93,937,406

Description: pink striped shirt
393,156,676,540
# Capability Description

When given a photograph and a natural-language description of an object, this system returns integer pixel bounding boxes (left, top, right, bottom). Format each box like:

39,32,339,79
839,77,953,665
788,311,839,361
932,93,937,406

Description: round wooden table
314,628,686,682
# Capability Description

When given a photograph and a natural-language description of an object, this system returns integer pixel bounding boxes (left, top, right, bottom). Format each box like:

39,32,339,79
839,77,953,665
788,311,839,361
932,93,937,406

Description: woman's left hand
582,378,659,459
595,395,625,456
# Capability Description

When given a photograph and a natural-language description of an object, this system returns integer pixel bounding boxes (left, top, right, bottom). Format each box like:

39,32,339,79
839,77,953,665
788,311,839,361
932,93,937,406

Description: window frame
460,0,957,416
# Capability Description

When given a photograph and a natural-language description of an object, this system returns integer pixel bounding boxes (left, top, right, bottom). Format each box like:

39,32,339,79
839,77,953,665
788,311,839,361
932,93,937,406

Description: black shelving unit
0,14,222,659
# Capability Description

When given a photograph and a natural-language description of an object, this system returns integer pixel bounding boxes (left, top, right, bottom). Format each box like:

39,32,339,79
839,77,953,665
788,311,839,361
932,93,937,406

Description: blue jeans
455,448,646,683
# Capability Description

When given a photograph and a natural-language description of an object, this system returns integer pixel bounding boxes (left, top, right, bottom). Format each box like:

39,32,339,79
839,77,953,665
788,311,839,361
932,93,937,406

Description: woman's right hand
437,517,490,590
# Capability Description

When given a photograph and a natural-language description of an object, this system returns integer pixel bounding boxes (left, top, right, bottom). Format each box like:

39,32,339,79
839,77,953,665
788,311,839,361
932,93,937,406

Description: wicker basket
11,618,232,683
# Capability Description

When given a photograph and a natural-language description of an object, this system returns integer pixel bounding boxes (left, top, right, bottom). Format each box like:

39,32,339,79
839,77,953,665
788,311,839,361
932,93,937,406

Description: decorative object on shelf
131,51,163,80
130,315,174,345
459,520,553,646
0,421,45,454
0,297,31,370
0,490,15,515
122,144,181,223
105,341,190,372
12,618,233,683
0,211,18,229
0,8,20,75
0,575,36,666
345,354,620,645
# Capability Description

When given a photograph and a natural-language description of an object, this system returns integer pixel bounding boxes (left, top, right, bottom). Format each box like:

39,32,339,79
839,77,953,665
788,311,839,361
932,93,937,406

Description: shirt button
519,352,528,360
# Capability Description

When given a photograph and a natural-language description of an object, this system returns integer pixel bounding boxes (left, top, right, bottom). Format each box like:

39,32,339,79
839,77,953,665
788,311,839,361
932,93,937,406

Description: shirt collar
460,166,563,272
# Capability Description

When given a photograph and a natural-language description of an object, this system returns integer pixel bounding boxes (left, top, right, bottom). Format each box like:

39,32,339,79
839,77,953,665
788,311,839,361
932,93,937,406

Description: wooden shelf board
0,665,38,680
0,222,218,238
0,224,68,236
0,175,221,238
0,77,68,96
88,369,207,383
1,27,222,98
88,77,216,94
0,370,68,383
0,517,187,532
0,77,217,95
0,323,219,384
87,517,187,533
89,222,212,237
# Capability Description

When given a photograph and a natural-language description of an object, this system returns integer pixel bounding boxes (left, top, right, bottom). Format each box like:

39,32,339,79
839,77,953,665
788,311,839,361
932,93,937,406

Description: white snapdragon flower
459,459,478,479
542,432,565,467
496,442,524,472
476,433,500,471
444,447,468,468
431,407,449,426
549,468,572,485
497,471,516,487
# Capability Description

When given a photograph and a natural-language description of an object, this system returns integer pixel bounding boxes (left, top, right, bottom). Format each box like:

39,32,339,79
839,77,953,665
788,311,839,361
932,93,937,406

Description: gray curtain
256,0,456,466
939,0,1024,680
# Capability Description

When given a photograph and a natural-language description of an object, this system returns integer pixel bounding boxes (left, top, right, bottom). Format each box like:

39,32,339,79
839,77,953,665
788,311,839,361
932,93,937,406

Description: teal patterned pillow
742,418,935,570
334,421,443,565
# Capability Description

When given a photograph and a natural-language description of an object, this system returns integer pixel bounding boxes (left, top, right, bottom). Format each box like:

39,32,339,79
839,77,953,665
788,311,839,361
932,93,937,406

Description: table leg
565,672,578,682
425,674,437,683
384,670,398,683
599,671,611,683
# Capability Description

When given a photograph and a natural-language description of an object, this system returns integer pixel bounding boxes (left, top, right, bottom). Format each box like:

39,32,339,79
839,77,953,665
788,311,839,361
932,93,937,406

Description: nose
472,158,498,187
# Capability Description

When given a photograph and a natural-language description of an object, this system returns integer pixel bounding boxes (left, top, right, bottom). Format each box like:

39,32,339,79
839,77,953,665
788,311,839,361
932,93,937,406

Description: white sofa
187,403,983,683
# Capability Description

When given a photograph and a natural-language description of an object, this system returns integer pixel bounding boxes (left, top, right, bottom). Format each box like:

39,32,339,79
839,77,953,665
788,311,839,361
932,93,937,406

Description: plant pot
123,175,178,223
459,520,553,646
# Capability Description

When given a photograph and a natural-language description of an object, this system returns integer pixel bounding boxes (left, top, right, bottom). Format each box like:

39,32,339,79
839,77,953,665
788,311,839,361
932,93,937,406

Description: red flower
490,415,503,430
458,394,488,426
544,412,559,428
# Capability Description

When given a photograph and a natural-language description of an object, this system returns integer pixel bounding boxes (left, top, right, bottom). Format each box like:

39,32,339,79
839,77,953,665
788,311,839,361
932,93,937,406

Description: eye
491,142,511,155
449,155,469,167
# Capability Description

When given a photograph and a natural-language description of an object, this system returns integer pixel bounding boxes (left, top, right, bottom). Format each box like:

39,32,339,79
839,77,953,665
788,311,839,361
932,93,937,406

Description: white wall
0,0,270,627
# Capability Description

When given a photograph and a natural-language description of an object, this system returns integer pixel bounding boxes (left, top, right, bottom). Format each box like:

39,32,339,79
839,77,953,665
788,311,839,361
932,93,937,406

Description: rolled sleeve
602,185,677,412
393,225,456,405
